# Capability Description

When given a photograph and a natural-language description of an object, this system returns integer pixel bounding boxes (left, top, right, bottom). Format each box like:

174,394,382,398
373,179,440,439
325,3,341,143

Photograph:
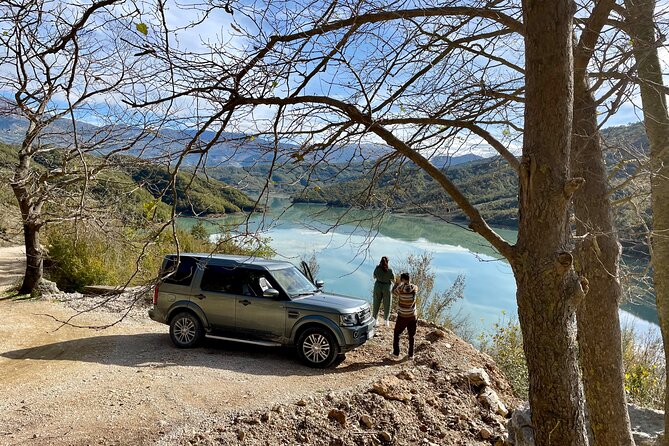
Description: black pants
393,316,417,357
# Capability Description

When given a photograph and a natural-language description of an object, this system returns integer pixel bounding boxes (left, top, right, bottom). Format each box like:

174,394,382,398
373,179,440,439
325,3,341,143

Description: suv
149,253,375,368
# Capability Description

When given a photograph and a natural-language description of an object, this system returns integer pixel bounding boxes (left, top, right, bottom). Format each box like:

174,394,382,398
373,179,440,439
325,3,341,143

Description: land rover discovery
148,253,375,367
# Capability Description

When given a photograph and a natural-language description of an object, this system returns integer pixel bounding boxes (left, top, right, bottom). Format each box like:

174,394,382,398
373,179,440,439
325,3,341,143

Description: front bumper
340,317,376,351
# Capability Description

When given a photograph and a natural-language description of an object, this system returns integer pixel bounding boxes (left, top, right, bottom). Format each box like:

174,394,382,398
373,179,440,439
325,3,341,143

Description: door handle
239,299,251,306
197,294,206,300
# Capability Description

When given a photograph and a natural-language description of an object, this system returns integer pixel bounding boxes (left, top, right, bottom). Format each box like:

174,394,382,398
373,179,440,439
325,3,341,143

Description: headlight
340,313,357,326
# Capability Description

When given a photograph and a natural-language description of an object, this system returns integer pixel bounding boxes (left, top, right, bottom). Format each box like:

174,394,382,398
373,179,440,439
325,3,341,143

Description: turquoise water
180,198,658,335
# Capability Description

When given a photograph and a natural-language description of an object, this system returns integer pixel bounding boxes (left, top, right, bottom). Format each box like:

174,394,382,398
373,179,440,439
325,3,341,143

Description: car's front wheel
297,327,338,368
169,312,203,348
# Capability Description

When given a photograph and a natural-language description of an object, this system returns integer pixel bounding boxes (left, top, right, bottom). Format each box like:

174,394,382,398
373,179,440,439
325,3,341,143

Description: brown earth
0,247,517,446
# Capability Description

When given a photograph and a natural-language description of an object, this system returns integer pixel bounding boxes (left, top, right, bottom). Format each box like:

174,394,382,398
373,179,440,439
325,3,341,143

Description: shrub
478,312,529,399
622,324,665,409
45,220,275,292
479,315,666,408
395,252,472,340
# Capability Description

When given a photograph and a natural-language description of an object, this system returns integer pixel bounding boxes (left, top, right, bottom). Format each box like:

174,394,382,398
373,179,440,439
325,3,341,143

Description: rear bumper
340,318,376,352
148,307,167,324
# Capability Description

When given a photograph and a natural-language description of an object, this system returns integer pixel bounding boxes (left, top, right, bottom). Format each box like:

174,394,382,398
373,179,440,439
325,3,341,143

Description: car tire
169,312,203,348
297,327,338,368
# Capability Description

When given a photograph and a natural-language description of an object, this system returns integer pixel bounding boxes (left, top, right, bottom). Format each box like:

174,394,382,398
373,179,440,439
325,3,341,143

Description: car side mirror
315,280,324,289
263,288,281,299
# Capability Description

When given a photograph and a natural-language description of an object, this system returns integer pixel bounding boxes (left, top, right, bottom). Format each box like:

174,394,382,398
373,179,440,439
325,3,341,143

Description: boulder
478,387,509,417
464,368,491,388
507,402,534,446
508,403,665,446
35,279,59,296
629,404,664,446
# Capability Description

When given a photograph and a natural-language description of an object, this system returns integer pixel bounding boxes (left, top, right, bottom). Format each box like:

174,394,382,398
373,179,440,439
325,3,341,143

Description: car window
163,256,198,286
271,266,317,297
201,266,244,294
200,266,261,296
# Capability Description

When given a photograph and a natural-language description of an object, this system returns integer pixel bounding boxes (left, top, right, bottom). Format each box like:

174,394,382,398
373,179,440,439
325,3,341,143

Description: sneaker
384,320,390,327
387,352,400,361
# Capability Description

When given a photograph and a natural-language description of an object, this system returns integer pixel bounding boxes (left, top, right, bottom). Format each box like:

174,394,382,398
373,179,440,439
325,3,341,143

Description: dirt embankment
0,247,517,445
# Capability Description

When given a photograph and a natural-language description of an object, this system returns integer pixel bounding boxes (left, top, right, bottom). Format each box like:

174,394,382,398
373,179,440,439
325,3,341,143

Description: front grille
358,307,372,324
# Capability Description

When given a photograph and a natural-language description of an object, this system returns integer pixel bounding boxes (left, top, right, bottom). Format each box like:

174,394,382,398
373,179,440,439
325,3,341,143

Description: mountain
0,142,255,218
0,115,488,168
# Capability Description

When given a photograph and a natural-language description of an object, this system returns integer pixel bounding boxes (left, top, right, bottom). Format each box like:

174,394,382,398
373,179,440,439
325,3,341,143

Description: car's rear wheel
169,312,203,348
297,327,338,368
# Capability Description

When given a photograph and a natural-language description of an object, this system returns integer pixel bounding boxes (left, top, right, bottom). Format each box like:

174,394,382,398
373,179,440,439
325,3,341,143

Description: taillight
153,284,159,305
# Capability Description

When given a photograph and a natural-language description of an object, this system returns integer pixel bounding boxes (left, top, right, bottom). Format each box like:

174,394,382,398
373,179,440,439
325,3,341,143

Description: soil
0,246,518,446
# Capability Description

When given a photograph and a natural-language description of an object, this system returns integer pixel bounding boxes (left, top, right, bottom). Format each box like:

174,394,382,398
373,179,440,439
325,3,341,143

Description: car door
196,265,238,333
234,269,287,341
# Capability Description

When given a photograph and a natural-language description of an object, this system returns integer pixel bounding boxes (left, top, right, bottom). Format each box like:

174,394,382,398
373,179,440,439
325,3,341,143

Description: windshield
272,266,318,297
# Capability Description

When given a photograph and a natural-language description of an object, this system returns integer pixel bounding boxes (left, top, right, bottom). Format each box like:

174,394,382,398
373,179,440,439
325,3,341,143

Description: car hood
288,292,368,313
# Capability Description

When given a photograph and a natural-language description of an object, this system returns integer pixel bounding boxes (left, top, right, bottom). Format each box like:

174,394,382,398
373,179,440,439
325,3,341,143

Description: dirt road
0,245,24,293
0,247,403,445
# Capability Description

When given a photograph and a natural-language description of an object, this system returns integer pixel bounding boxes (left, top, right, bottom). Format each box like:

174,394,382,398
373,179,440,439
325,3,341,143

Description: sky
1,0,665,158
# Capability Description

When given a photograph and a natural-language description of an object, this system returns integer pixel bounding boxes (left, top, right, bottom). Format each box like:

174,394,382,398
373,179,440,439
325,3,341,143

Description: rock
360,414,373,429
426,329,447,342
237,430,246,441
397,370,415,381
509,403,665,446
464,368,491,388
35,279,59,296
379,431,392,442
261,412,271,422
480,427,492,439
629,404,665,446
478,388,508,417
371,376,411,402
507,402,534,446
328,409,347,427
296,399,308,407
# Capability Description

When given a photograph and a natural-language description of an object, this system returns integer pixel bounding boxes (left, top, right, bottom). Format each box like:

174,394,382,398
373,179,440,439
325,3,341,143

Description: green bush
394,252,472,340
45,220,275,292
622,324,665,409
479,316,666,408
478,312,529,399
46,226,124,291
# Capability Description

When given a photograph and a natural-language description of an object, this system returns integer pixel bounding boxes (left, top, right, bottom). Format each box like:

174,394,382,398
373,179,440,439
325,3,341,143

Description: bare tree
132,1,593,443
570,1,636,443
0,0,154,294
622,0,669,438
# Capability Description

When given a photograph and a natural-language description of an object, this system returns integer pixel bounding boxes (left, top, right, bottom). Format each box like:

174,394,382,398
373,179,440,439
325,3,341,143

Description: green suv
148,253,375,367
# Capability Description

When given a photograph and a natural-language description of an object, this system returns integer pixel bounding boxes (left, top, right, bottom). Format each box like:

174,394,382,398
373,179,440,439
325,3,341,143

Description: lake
180,198,658,337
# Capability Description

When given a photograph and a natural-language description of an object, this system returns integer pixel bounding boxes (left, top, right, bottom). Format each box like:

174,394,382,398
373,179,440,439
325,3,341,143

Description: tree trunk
571,73,635,445
19,222,43,295
516,1,589,444
624,0,669,440
12,136,44,295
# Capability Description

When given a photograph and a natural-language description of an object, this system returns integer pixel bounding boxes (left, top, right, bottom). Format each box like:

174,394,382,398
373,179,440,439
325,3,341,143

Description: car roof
164,253,293,270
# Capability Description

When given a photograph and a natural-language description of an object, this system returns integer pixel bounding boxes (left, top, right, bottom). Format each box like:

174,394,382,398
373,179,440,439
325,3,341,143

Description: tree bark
516,1,589,444
624,0,669,440
12,137,45,295
571,72,634,446
20,222,43,295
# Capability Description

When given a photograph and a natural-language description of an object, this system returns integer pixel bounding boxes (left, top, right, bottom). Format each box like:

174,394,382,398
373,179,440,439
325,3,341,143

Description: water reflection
180,199,658,334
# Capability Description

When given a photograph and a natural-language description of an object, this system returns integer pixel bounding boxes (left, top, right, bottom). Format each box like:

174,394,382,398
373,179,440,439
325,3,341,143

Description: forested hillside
290,122,650,232
0,144,255,219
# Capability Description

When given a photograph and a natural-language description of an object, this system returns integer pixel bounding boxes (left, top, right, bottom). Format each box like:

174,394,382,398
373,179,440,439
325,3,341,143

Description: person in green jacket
372,256,394,326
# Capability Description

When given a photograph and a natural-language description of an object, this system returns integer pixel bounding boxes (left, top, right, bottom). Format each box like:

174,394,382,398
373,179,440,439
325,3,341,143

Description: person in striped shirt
391,272,418,359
